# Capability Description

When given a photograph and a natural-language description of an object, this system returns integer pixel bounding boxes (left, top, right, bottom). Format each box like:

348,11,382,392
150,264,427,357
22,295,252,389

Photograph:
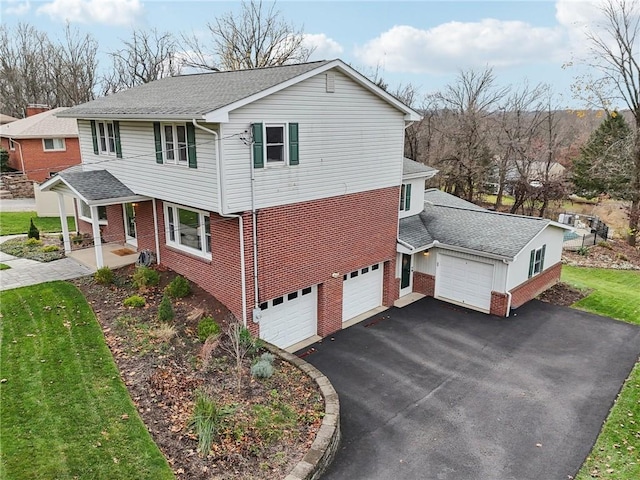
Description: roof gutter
191,119,248,327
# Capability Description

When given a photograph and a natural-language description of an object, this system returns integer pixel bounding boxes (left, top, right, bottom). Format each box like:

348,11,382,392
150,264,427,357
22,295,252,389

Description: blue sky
2,0,611,107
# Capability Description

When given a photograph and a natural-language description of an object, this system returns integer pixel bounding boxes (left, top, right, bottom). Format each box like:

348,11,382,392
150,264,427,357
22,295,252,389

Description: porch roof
40,168,149,206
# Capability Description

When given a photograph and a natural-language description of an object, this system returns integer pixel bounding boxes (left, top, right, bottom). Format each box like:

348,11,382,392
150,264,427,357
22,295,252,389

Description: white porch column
57,193,71,254
90,205,104,268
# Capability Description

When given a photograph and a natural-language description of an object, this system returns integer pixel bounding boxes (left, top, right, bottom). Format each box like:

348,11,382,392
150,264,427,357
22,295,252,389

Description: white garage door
435,255,494,312
259,286,317,349
342,263,383,322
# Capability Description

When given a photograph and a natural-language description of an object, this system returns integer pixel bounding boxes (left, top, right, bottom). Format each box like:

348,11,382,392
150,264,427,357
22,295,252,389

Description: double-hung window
43,138,65,151
252,122,299,168
400,183,412,211
528,245,546,278
90,120,122,158
153,122,197,168
164,203,211,258
9,139,16,151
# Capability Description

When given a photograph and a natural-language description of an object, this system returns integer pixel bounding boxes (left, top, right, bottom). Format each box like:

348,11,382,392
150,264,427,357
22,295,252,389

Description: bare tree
575,0,640,245
0,23,97,117
102,29,181,94
181,0,313,71
432,68,509,201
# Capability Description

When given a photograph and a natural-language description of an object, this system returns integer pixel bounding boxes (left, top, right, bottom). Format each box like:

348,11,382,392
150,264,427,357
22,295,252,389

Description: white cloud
37,0,143,26
303,33,344,60
354,19,567,75
4,0,31,15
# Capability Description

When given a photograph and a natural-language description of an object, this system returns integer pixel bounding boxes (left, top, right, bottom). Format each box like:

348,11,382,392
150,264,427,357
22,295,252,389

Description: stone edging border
263,343,341,480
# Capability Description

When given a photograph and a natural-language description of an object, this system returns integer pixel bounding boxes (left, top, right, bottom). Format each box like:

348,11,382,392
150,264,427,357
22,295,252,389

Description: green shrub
165,275,191,298
251,359,274,379
240,326,262,355
123,295,146,308
259,352,275,364
577,246,590,256
197,316,220,342
157,294,174,322
25,237,43,247
0,147,8,171
251,399,297,445
132,266,160,290
28,219,40,240
94,266,114,285
0,263,10,270
41,245,59,253
188,389,233,456
72,234,84,245
597,240,613,250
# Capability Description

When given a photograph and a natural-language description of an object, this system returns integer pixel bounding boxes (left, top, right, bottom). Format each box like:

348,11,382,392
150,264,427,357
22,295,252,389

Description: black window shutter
114,121,122,158
186,123,197,168
90,120,99,155
252,123,264,168
289,123,299,165
153,122,163,164
528,249,535,278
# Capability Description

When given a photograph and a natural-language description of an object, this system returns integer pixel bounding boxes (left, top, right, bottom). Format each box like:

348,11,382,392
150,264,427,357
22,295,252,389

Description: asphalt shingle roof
0,108,78,138
423,189,486,210
58,61,332,119
399,191,555,258
403,158,438,177
57,169,135,201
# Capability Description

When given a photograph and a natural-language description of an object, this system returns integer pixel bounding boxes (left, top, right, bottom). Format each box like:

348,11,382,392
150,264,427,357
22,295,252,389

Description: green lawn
0,282,174,480
0,211,75,235
562,267,640,480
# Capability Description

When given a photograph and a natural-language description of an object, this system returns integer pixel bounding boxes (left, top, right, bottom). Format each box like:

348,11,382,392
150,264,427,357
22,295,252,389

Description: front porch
68,242,139,270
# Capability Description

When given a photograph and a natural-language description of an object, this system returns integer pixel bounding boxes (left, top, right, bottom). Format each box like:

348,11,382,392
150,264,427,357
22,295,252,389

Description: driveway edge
264,343,341,480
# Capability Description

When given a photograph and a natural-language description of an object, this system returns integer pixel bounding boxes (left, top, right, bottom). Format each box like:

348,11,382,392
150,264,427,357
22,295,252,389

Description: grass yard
0,211,75,235
562,267,640,480
0,282,174,480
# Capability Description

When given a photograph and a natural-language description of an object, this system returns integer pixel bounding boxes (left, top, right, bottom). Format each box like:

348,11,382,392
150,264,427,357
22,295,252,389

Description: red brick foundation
318,277,343,337
0,137,80,182
414,272,435,297
510,261,562,309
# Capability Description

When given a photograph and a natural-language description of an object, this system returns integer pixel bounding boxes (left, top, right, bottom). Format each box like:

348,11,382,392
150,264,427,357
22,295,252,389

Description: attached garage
259,286,317,349
435,254,494,312
342,263,383,322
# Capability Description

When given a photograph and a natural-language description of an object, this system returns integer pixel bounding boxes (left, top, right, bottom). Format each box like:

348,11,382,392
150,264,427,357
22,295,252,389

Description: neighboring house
0,106,80,182
40,60,566,349
398,173,570,316
0,114,18,125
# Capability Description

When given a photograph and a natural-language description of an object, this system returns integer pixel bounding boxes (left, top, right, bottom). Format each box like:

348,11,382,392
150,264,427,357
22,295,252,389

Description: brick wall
0,137,80,182
414,272,435,297
510,261,562,309
490,292,509,316
318,277,343,336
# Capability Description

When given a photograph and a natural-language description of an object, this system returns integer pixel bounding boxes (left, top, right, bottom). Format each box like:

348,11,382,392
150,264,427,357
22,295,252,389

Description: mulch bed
537,282,590,307
73,265,323,480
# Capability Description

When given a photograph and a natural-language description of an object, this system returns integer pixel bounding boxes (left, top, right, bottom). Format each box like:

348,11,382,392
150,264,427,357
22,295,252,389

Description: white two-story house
42,59,567,350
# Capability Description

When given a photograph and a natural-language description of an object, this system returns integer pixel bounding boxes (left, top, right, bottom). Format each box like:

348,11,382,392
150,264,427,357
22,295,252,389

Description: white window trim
9,139,16,151
161,123,188,166
164,202,212,260
77,199,108,225
532,246,544,275
400,184,410,211
97,121,116,156
264,123,288,166
42,138,66,152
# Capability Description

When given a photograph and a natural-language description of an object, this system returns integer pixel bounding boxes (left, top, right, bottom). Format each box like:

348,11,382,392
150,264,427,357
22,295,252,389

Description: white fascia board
39,175,89,203
90,195,150,207
434,242,513,262
204,59,422,122
402,171,439,181
56,113,205,122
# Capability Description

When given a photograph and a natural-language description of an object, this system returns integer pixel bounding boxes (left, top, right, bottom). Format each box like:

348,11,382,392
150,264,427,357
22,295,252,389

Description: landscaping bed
562,239,640,270
73,265,324,480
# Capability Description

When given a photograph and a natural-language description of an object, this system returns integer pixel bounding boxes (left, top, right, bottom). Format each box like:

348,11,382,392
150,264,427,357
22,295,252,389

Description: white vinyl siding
398,178,425,218
506,226,564,290
221,69,406,212
77,120,219,212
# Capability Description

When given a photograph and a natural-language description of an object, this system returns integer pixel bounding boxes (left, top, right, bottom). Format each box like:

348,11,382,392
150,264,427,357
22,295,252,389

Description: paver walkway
0,236,94,291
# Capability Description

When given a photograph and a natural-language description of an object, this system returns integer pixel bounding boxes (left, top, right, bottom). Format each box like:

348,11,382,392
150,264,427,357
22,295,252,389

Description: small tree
157,294,174,322
220,322,256,394
28,219,40,240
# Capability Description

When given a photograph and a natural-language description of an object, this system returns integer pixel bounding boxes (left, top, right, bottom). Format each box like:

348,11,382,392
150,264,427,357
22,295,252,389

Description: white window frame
97,121,116,155
400,184,411,211
264,124,287,165
9,139,16,151
161,123,188,165
77,199,108,225
42,138,66,151
164,202,211,259
532,246,544,275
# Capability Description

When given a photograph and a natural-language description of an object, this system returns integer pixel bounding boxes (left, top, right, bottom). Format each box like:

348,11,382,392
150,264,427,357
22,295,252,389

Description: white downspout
192,120,248,326
11,139,26,173
152,198,161,264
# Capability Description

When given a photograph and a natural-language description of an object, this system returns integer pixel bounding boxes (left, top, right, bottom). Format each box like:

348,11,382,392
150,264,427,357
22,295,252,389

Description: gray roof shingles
399,191,554,258
423,189,486,210
403,158,438,177
59,61,332,118
58,169,135,201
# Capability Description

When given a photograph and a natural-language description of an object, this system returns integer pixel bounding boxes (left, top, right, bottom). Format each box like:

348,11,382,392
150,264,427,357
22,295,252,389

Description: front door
123,203,137,248
400,253,412,296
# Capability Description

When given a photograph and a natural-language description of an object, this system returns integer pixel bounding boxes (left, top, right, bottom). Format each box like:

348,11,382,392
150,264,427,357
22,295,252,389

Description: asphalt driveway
300,298,640,480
